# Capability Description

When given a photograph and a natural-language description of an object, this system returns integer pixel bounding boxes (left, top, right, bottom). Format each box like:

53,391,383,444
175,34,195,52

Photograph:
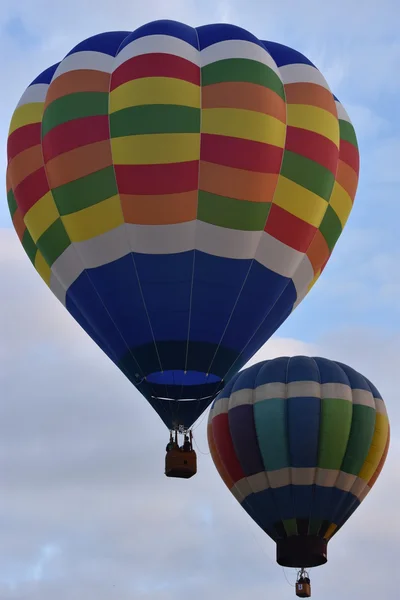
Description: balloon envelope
6,21,359,430
207,356,389,568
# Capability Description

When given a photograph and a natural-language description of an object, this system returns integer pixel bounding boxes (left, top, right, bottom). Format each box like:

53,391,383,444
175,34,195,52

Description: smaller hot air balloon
207,357,390,597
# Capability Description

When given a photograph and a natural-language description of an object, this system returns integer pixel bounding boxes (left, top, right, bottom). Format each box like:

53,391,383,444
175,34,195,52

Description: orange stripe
121,190,198,225
284,82,337,116
45,140,113,188
45,70,111,107
335,160,358,200
306,229,330,274
200,160,278,203
202,81,286,122
13,208,27,241
8,144,44,189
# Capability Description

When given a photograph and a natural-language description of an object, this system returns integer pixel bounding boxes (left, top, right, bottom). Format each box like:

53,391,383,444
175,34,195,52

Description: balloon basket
165,430,197,479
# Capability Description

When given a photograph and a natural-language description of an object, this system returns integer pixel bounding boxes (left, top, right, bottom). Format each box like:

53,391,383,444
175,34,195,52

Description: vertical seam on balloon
307,356,322,537
217,74,343,387
205,42,289,381
285,356,298,537
109,34,169,404
38,60,131,370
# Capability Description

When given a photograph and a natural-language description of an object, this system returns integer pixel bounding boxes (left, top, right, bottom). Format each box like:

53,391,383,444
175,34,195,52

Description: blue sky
1,1,399,599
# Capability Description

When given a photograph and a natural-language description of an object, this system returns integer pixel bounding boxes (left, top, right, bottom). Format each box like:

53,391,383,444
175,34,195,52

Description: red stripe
111,53,200,91
265,203,317,252
7,123,41,161
285,126,339,175
114,161,199,195
339,139,359,175
42,115,110,162
14,168,49,216
200,133,283,173
211,413,245,484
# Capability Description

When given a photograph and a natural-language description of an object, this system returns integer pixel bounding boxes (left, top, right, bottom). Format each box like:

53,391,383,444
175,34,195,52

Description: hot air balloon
207,357,390,596
6,20,359,478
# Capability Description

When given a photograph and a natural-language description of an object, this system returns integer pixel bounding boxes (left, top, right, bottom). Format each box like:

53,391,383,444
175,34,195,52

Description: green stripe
339,120,358,149
282,518,298,537
52,166,118,215
110,105,200,137
254,399,289,471
202,59,285,100
42,92,109,137
281,151,335,200
198,190,270,231
36,218,71,265
341,405,376,476
317,399,352,470
21,229,37,263
319,204,343,251
7,188,18,218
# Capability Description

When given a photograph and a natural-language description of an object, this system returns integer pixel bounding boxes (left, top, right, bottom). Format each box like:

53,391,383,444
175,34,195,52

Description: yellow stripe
24,192,59,243
61,195,124,242
324,523,337,540
111,133,200,165
359,413,389,482
109,77,201,113
273,176,328,227
34,251,52,286
308,269,321,291
9,103,44,135
287,104,340,147
201,108,286,147
329,182,352,227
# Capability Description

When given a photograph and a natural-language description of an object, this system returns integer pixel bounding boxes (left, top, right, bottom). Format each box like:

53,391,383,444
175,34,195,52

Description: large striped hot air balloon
6,21,359,475
207,357,390,593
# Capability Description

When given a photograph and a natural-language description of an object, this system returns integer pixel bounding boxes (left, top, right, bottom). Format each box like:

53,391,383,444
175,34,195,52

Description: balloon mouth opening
276,536,327,568
146,369,221,386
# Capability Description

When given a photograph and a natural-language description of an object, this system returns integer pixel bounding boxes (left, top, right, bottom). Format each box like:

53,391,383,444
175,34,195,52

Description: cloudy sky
1,0,400,598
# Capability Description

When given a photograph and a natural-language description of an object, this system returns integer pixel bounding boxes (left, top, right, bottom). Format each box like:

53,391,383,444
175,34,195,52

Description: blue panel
315,357,351,385
222,261,291,350
118,20,199,51
334,361,371,391
292,485,314,519
287,356,320,383
30,63,59,85
147,369,219,385
66,270,140,364
287,396,321,468
272,486,296,521
244,488,282,531
196,23,264,50
232,362,262,391
229,404,265,476
310,485,337,521
66,31,130,57
261,40,316,68
255,357,288,386
365,378,382,399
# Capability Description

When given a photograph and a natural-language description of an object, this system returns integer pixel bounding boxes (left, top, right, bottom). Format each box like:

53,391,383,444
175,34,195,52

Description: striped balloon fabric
6,21,359,431
207,357,390,567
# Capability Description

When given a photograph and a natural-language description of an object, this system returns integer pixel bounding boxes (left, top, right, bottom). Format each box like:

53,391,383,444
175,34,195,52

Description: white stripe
17,83,48,107
268,467,291,488
127,221,196,254
53,51,115,79
113,34,199,70
280,63,331,91
291,467,315,485
210,396,230,418
287,380,320,398
335,101,352,124
255,382,286,401
49,271,68,305
358,484,370,503
315,468,338,487
50,244,84,294
321,382,352,401
196,221,262,259
201,39,281,77
229,388,254,409
232,478,253,501
350,477,367,499
352,389,375,409
291,255,315,307
255,232,304,278
246,471,270,493
375,398,387,416
335,471,357,492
